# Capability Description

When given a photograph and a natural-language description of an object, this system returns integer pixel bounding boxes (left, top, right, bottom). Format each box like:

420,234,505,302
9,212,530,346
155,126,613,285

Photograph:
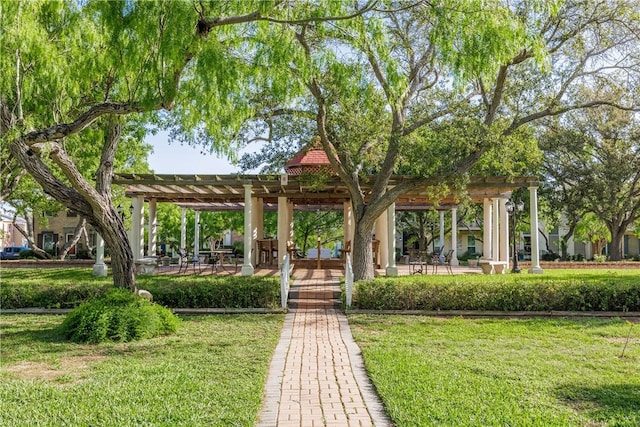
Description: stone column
499,198,509,271
147,198,157,257
343,201,354,248
92,234,107,276
242,183,254,276
374,213,388,269
492,199,500,262
180,207,186,252
131,196,144,259
277,197,288,268
194,211,200,258
386,203,398,276
482,198,492,259
529,186,543,274
252,197,263,265
450,207,459,266
439,210,445,260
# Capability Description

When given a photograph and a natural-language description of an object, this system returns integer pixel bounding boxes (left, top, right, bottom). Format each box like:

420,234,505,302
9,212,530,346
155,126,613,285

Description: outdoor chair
177,248,189,273
408,248,428,274
190,254,205,274
433,249,454,274
232,248,244,273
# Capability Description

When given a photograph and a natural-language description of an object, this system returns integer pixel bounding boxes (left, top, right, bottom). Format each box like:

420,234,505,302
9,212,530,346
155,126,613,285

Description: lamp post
117,204,125,221
116,203,134,222
505,199,525,273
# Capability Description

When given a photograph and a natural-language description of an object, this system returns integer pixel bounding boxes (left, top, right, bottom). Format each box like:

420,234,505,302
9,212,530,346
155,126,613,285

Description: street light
505,199,525,273
116,203,134,222
116,204,125,221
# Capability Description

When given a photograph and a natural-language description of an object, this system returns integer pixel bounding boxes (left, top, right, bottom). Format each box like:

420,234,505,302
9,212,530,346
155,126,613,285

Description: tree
242,0,639,279
575,213,611,258
2,0,373,289
292,210,343,255
540,86,640,261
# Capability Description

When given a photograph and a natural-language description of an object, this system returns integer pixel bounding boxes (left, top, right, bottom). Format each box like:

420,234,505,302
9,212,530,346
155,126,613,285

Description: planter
467,259,478,267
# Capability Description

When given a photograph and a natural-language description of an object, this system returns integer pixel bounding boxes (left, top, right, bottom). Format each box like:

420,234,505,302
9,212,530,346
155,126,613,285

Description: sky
145,131,252,175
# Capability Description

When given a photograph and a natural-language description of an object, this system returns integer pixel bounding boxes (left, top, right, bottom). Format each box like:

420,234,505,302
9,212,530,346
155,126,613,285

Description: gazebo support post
242,183,254,276
386,203,398,276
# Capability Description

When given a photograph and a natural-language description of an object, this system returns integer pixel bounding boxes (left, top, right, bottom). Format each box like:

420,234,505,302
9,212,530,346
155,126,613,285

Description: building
32,210,96,257
1,210,27,249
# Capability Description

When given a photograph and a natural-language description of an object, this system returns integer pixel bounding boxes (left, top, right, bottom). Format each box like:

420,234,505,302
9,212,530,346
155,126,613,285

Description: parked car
0,246,29,260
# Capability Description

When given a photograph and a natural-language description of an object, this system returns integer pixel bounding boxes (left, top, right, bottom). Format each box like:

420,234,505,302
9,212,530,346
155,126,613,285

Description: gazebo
112,170,543,275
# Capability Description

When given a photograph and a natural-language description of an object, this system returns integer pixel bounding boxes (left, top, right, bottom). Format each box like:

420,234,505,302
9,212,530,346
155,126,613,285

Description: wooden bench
478,260,507,274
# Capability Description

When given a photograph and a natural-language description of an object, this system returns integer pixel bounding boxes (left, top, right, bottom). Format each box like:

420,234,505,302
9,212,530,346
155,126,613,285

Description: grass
349,315,640,426
0,313,284,426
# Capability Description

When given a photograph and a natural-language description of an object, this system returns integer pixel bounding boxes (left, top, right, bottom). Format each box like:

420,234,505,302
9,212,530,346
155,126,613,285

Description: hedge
353,276,640,312
0,271,281,309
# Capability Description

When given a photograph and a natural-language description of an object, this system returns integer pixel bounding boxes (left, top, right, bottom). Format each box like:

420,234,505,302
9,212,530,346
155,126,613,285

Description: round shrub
59,288,181,343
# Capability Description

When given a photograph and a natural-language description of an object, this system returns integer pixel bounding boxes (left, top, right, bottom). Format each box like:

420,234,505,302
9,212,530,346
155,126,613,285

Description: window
467,235,476,254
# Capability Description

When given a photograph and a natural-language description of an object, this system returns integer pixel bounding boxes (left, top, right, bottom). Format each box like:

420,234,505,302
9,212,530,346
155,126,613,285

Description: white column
439,210,445,261
147,199,157,257
529,186,543,274
386,203,398,276
492,199,500,262
131,196,144,259
450,207,459,266
375,212,388,269
194,211,200,258
92,234,107,276
499,198,509,272
482,198,492,259
343,201,353,248
242,184,254,276
180,208,186,251
251,197,263,266
277,197,288,268
288,201,294,248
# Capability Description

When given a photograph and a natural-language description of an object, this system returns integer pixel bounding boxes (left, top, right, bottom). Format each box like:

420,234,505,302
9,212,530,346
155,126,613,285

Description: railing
345,253,354,308
280,253,291,309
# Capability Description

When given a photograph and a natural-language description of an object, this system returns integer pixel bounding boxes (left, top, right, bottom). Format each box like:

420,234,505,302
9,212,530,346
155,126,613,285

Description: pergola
111,172,543,275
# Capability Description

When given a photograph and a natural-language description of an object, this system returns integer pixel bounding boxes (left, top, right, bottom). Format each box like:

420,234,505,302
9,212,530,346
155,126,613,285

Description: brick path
257,269,390,427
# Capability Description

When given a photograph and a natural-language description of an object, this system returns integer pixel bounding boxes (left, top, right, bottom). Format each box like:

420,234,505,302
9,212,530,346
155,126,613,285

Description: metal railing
345,253,354,308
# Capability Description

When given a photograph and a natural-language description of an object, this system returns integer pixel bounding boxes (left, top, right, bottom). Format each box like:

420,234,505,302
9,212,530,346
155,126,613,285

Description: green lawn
0,314,283,426
349,315,640,426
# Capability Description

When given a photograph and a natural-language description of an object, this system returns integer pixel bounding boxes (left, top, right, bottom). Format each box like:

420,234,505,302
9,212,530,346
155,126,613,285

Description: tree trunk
12,214,51,259
560,223,576,260
352,226,374,281
59,217,86,260
608,227,625,261
90,211,136,290
9,120,136,291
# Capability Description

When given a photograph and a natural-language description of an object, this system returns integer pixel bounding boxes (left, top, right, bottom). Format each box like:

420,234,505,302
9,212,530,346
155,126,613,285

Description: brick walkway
257,269,390,427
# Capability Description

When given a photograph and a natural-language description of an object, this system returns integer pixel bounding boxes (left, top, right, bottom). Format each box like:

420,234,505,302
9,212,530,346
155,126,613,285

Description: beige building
1,211,28,249
33,210,96,257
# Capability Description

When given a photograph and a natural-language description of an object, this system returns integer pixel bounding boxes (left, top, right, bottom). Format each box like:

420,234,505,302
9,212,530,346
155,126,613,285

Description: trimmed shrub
1,282,110,309
0,269,280,309
142,276,281,308
59,288,180,343
353,276,640,312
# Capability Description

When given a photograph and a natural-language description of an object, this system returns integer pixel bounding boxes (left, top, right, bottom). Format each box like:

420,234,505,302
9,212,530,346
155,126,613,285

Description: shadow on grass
556,383,640,424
